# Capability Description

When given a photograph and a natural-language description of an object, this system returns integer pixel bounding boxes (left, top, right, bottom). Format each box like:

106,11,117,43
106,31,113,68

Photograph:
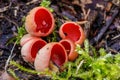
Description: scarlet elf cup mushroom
20,6,86,72
20,34,39,46
60,39,78,61
21,38,47,63
59,22,85,45
25,7,55,37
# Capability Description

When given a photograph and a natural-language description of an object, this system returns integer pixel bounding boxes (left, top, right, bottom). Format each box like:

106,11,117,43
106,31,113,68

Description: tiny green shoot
7,17,27,45
8,69,20,80
40,0,54,12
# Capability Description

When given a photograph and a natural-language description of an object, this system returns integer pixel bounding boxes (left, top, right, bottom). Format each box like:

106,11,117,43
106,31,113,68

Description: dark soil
0,0,120,80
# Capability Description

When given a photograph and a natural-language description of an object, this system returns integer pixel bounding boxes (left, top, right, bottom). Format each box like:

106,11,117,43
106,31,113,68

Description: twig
76,60,84,74
85,9,91,20
84,21,91,38
0,0,40,12
90,9,119,45
81,6,86,18
26,0,40,5
4,41,17,71
0,6,9,13
108,48,119,54
76,21,88,24
112,34,120,40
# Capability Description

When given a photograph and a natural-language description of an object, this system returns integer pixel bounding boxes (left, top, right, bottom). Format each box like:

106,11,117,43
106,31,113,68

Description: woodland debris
105,2,113,12
90,9,119,45
112,0,120,6
0,6,9,13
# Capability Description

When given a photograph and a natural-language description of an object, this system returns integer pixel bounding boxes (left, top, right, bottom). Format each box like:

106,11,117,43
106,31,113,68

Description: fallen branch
90,9,119,45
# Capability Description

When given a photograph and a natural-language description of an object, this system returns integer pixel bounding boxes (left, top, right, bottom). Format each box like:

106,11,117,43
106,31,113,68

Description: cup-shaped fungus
59,22,85,45
60,39,78,61
21,38,47,63
34,42,67,72
25,7,55,37
20,34,40,46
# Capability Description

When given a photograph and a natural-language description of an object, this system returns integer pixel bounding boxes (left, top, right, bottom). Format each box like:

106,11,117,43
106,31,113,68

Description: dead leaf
81,0,92,4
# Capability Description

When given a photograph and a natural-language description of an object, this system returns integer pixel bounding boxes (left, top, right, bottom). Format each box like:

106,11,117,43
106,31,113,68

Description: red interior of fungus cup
62,23,81,42
35,8,52,33
31,40,46,59
51,44,67,67
60,41,71,55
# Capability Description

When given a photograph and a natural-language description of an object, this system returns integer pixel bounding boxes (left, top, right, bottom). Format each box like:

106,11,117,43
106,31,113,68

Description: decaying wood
90,9,119,45
87,10,98,25
84,10,98,38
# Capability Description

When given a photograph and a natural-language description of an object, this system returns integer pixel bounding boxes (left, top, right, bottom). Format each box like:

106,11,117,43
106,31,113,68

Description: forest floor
0,0,120,80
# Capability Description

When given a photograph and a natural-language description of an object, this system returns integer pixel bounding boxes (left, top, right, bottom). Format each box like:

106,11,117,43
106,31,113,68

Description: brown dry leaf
105,2,113,11
112,0,120,6
96,3,105,10
81,0,92,4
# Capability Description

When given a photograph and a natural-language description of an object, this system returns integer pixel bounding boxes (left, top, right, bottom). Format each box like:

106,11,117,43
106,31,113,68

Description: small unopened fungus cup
59,22,85,45
25,7,55,37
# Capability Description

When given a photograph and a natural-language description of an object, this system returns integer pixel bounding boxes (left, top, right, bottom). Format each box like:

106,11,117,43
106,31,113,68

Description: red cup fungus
34,42,68,72
25,7,55,37
60,39,78,61
21,38,47,63
20,6,86,73
20,34,40,46
59,22,85,45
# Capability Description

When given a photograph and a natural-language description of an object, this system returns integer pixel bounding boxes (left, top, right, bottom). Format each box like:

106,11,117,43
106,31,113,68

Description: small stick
4,41,17,71
112,34,120,40
76,60,84,74
85,9,91,20
0,6,9,13
76,21,88,24
26,0,40,5
90,9,119,45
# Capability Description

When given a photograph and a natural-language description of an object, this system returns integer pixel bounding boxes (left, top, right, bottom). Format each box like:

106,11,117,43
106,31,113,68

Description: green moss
40,0,54,12
9,40,120,80
8,69,20,80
